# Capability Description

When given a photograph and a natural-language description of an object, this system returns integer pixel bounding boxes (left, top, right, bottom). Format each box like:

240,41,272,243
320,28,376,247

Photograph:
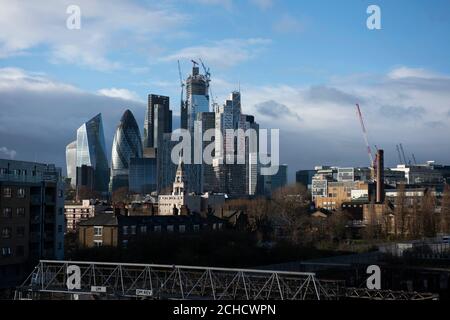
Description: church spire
172,150,186,195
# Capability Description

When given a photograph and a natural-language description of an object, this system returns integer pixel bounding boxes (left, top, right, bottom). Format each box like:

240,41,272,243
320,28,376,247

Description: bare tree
394,183,408,238
421,189,437,238
440,184,450,233
112,186,130,204
270,184,310,244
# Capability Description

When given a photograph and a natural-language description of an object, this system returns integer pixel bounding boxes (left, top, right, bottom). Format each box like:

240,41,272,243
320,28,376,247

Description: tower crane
412,153,418,165
396,144,404,164
399,143,408,165
198,58,216,110
177,60,185,105
356,104,374,167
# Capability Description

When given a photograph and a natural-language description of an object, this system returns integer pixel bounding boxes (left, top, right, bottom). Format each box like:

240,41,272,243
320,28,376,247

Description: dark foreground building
78,213,227,248
0,159,65,288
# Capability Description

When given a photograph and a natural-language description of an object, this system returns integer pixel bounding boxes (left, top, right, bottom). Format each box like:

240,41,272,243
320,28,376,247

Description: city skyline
0,0,449,182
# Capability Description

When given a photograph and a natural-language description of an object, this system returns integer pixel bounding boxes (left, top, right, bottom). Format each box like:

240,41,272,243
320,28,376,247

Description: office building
157,133,177,194
129,157,157,195
65,141,77,188
64,199,108,232
75,114,109,194
143,94,171,149
0,159,65,288
110,110,143,192
213,92,247,197
296,170,316,189
75,165,95,199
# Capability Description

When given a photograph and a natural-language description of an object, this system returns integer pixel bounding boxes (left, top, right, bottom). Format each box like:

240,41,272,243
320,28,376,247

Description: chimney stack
376,149,385,203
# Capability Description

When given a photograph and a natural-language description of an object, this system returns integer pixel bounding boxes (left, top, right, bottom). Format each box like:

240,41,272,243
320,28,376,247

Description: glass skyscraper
65,140,77,187
110,110,143,192
143,94,171,148
75,114,109,193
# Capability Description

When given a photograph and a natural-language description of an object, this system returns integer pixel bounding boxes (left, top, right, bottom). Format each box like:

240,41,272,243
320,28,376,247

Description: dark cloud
379,105,425,120
254,100,301,121
305,85,362,105
0,89,146,172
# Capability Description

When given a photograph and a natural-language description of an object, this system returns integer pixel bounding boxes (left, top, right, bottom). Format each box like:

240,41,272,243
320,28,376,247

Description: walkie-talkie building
76,113,109,194
110,110,143,192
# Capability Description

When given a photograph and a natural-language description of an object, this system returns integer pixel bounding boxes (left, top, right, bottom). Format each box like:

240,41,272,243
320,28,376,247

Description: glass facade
110,110,143,192
129,157,157,194
75,114,109,193
65,140,77,187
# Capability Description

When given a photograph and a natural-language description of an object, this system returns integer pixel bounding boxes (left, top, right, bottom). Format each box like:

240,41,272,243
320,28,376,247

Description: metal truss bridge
14,260,438,301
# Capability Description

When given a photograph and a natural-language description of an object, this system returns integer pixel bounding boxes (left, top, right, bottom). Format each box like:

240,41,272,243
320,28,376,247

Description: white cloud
0,67,78,92
0,147,17,159
0,0,187,70
97,88,142,102
0,67,145,168
161,38,271,69
387,67,446,80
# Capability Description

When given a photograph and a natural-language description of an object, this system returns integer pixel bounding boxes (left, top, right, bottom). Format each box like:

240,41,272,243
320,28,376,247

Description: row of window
2,187,26,198
0,168,36,176
92,223,224,238
1,226,26,239
65,208,91,214
1,207,26,218
1,246,24,258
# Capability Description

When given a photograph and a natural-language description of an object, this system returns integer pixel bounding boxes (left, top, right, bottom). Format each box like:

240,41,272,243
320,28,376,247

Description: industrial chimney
376,149,385,203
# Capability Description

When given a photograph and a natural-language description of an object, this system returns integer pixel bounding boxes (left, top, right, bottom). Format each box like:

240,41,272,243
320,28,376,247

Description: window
140,226,147,234
131,225,136,235
122,226,129,235
193,225,200,232
179,225,186,233
16,246,24,257
16,208,25,217
17,188,25,198
122,240,128,248
1,247,12,257
57,242,62,250
16,226,25,238
94,240,103,247
213,223,217,230
1,227,12,239
94,226,103,236
154,225,161,232
167,225,174,233
218,223,223,230
3,187,11,198
58,208,63,216
2,208,12,218
58,225,63,233
58,190,63,198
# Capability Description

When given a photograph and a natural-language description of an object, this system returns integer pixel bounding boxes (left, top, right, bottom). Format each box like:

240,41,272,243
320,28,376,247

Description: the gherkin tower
110,109,143,192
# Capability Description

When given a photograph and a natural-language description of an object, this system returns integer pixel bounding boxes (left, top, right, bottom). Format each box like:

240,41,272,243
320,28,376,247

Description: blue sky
0,0,450,181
